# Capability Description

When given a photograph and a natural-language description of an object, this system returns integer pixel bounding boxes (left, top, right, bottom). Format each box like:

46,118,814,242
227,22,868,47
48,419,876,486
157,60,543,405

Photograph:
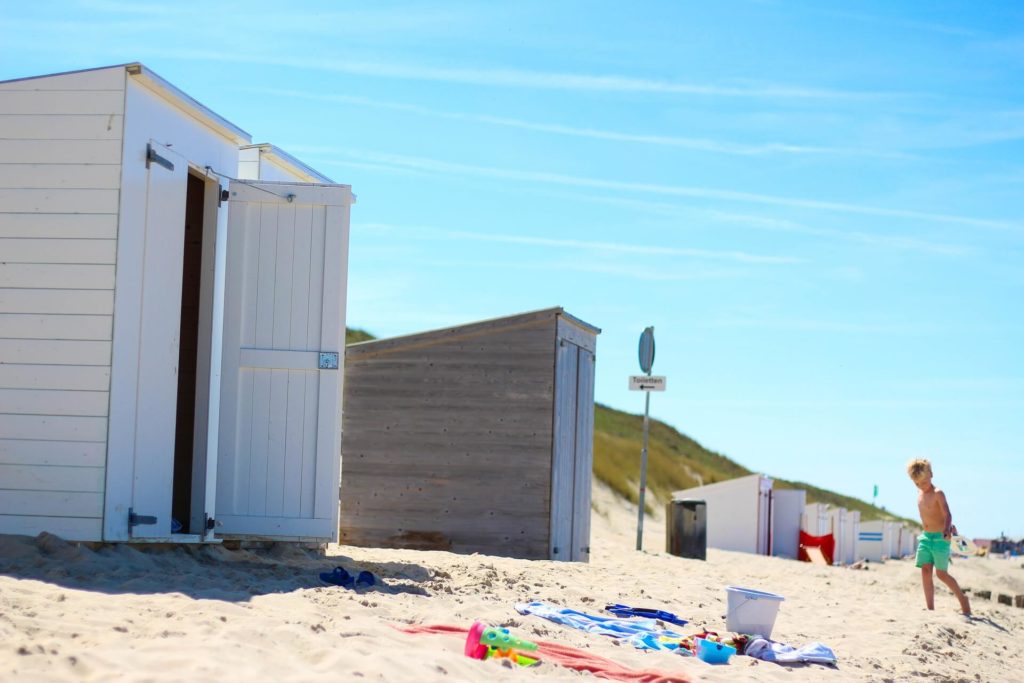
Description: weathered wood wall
0,67,126,541
340,310,562,558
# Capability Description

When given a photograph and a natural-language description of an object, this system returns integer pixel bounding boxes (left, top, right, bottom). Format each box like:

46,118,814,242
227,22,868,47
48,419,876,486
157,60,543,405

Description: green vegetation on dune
594,404,750,508
345,327,376,345
594,402,913,524
345,327,907,523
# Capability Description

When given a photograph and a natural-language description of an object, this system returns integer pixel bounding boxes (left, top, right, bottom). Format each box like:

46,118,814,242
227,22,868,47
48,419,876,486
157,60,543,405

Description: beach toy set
458,586,835,672
695,637,736,664
464,621,540,666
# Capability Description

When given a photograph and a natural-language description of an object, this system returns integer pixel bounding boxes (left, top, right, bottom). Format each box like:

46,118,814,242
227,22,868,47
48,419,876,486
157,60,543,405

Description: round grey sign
638,326,655,374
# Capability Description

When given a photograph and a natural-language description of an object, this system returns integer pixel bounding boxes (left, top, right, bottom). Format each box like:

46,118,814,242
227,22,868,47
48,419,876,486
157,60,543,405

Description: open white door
216,181,351,540
105,141,188,540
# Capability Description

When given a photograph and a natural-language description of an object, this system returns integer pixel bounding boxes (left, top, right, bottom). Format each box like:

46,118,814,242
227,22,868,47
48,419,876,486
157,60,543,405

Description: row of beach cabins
674,474,919,565
0,62,921,569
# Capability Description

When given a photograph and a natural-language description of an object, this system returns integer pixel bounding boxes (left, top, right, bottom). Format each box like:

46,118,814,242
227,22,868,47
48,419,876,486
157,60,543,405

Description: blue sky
2,1,1021,537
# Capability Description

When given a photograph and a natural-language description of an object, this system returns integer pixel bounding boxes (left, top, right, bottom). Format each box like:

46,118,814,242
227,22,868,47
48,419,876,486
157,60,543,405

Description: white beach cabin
856,520,889,562
802,502,830,536
0,64,353,544
237,143,334,184
771,488,805,560
826,507,847,566
843,509,860,565
673,474,774,555
892,524,917,559
900,526,918,558
886,521,903,559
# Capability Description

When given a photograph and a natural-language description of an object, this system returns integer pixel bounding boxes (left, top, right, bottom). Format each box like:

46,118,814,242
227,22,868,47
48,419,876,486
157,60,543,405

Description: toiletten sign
629,375,666,391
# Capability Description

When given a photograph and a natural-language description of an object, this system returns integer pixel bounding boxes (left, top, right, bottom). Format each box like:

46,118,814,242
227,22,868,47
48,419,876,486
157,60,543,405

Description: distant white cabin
839,509,861,565
0,63,354,544
857,520,889,562
771,488,805,560
802,502,830,536
826,507,848,566
674,473,774,555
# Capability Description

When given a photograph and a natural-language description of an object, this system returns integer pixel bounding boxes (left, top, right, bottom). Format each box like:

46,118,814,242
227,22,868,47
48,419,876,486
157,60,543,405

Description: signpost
630,326,663,551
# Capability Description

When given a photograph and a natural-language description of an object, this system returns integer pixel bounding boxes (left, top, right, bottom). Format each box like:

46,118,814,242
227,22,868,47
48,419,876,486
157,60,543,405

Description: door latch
318,352,339,369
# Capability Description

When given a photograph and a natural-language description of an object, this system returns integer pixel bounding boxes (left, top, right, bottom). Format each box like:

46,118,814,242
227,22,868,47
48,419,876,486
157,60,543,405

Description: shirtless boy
906,458,971,616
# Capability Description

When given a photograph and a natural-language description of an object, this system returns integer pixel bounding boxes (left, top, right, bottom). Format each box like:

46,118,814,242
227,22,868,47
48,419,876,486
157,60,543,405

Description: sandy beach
2,482,1022,683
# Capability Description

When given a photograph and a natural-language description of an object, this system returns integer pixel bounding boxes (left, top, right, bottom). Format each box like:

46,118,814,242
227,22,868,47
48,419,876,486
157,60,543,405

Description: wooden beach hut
673,474,774,555
771,488,805,560
0,63,353,544
339,308,600,562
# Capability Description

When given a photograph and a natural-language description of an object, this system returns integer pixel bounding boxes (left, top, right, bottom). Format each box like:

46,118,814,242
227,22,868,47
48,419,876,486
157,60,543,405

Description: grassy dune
595,402,914,523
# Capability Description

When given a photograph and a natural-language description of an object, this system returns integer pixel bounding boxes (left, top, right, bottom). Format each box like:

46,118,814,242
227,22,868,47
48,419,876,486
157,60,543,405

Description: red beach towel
799,530,835,565
394,623,692,683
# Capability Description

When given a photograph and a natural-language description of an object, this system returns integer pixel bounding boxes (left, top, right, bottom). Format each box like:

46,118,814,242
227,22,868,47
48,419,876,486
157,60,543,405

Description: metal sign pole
636,388,650,551
634,326,655,552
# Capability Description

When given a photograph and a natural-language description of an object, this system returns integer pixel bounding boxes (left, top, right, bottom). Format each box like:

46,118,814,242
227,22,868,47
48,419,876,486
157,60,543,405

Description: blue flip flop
355,570,377,588
605,603,689,626
320,566,355,588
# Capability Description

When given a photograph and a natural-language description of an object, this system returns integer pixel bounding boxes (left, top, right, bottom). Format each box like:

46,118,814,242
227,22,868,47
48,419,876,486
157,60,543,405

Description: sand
2,482,1022,682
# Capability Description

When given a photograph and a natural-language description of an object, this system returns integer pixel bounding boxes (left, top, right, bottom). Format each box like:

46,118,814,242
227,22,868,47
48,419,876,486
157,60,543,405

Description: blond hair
906,458,932,481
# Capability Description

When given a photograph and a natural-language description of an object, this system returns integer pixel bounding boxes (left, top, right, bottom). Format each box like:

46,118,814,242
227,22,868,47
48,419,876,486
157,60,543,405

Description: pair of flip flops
605,603,689,626
319,566,377,589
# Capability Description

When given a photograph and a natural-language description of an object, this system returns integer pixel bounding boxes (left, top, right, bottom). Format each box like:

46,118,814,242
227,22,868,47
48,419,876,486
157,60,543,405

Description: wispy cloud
312,148,1023,233
139,48,905,101
0,28,901,101
697,316,933,334
804,7,984,38
381,256,750,282
867,109,1024,150
885,376,1024,392
705,211,976,256
673,398,1023,409
359,222,802,264
244,87,905,159
74,0,191,16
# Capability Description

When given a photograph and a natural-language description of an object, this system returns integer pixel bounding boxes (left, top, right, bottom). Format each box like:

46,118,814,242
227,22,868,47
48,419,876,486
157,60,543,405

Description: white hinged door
105,140,188,540
216,181,351,540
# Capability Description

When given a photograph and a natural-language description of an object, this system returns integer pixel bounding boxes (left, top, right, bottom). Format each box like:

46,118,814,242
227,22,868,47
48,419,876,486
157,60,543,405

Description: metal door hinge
318,352,339,369
145,143,174,171
128,508,157,528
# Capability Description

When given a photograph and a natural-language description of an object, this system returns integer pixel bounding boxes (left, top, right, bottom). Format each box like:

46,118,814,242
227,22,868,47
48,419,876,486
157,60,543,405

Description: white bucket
725,586,785,638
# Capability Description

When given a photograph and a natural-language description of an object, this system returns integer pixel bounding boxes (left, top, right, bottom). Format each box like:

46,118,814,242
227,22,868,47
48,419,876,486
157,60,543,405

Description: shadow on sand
968,615,1009,633
0,532,431,602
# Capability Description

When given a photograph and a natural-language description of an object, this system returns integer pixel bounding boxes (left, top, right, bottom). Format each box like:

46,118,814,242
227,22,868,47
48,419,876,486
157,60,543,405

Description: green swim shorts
915,532,950,571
